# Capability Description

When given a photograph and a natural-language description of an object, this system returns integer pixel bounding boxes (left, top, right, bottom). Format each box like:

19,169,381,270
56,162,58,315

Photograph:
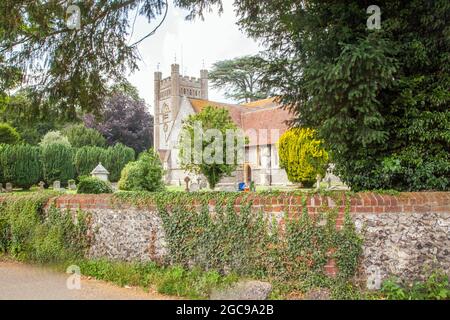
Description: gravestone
68,180,77,190
184,176,191,192
315,174,322,191
38,181,46,190
190,183,200,192
53,180,61,191
5,183,13,193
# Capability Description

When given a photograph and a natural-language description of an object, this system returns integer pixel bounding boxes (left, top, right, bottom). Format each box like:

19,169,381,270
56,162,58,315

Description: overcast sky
126,1,262,114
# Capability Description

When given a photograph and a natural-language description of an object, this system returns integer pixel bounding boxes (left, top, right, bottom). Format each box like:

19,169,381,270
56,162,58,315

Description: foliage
0,90,62,144
77,176,113,194
278,128,329,187
114,191,363,294
74,147,108,178
118,149,164,192
77,259,237,299
63,124,106,148
380,271,450,300
193,0,450,191
0,0,172,116
84,92,153,154
209,55,271,103
179,106,243,189
39,131,71,148
41,143,76,185
0,193,89,262
103,143,136,182
0,123,20,145
0,144,41,189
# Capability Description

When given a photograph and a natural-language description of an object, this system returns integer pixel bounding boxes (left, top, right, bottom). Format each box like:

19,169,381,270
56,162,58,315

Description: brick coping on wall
1,191,449,276
43,191,450,214
0,192,447,215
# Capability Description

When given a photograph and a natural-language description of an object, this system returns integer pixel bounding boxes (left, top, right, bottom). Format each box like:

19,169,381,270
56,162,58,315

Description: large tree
181,0,450,191
209,55,270,103
84,91,153,154
179,106,243,189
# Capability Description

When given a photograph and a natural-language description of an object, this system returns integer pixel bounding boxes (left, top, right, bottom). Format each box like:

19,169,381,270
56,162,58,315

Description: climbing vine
113,190,363,295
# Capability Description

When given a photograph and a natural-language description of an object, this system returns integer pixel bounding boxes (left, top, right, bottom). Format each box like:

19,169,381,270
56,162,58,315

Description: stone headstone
190,183,200,192
68,180,77,190
184,176,191,192
210,281,272,300
53,180,61,191
5,183,13,193
315,174,322,191
38,181,46,190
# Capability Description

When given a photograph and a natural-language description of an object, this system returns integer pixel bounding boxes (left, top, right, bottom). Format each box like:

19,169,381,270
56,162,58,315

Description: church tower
153,64,209,152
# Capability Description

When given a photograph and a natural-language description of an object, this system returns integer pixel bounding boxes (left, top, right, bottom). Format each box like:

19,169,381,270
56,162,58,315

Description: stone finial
91,162,110,182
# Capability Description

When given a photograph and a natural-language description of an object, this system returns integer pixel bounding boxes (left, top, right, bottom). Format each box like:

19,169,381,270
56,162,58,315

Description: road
0,260,177,300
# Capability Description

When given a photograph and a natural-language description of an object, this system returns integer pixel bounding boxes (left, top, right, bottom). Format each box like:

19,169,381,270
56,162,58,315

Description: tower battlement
153,64,209,150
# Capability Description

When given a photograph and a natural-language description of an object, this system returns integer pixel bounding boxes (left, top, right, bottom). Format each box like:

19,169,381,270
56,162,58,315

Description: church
153,64,293,188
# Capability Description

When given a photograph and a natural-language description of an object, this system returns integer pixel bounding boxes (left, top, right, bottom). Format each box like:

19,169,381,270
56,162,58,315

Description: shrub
77,176,113,194
103,143,135,182
118,149,164,192
278,128,329,187
0,193,89,262
0,144,41,189
74,146,108,178
63,124,106,148
39,131,71,148
0,123,20,145
41,143,75,185
380,271,450,300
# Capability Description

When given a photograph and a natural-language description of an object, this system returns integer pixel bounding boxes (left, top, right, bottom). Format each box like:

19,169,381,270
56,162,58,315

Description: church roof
241,97,278,108
188,97,293,146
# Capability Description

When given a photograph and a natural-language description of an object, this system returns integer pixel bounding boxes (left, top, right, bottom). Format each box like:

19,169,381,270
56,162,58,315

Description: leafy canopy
179,106,243,189
209,55,270,103
181,0,450,191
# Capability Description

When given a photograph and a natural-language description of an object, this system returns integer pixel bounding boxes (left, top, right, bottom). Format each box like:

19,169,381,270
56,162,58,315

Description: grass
64,259,239,299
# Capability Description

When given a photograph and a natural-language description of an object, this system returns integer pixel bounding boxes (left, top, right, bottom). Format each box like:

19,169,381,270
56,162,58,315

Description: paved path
0,260,177,300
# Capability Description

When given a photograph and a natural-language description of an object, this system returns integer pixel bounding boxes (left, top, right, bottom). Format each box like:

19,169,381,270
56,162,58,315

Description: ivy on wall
114,191,363,294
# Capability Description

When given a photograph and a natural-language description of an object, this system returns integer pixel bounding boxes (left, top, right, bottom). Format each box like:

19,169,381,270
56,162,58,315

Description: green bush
118,149,164,192
0,193,89,262
0,144,41,189
278,128,329,187
63,124,106,148
0,123,20,145
77,176,113,194
380,271,450,300
103,143,135,182
41,143,75,185
39,131,71,148
74,146,108,178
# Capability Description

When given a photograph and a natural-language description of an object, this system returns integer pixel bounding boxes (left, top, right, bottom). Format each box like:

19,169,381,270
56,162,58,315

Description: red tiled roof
188,98,293,146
